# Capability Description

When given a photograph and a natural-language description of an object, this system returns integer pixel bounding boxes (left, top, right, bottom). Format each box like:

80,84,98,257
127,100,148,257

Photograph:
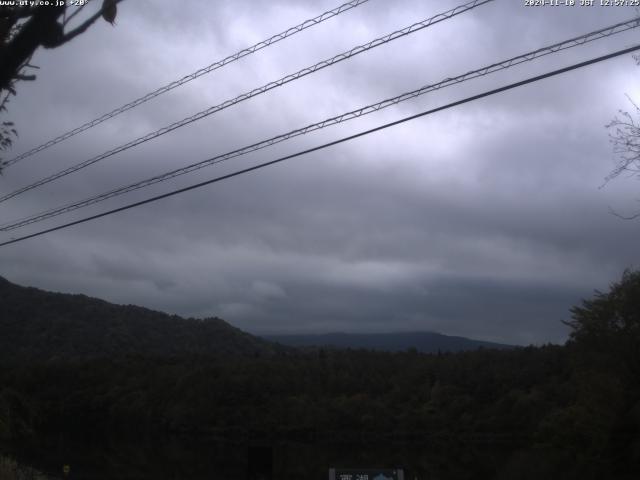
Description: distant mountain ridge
0,276,278,362
263,331,514,353
0,275,512,363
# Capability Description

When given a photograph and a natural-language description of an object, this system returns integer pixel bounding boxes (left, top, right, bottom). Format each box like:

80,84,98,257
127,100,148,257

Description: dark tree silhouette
565,269,640,379
0,0,122,171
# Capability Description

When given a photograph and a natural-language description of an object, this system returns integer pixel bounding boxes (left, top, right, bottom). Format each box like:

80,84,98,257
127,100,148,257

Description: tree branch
53,0,124,47
14,73,35,81
0,6,65,91
62,3,88,27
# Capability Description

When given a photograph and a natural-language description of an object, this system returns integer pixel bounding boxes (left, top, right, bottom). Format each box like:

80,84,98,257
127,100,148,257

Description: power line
2,16,638,233
2,0,372,168
1,43,637,249
0,0,494,204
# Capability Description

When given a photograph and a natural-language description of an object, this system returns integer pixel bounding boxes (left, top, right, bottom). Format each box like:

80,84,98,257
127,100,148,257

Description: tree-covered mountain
0,276,278,362
1,271,639,478
263,331,513,353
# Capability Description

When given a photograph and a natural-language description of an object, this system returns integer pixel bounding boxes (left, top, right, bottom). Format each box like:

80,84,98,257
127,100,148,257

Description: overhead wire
1,43,638,248
2,0,372,168
2,16,638,233
0,0,494,204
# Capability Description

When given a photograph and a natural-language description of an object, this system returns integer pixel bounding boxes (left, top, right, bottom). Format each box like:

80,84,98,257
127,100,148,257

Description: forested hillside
1,271,639,478
0,276,278,361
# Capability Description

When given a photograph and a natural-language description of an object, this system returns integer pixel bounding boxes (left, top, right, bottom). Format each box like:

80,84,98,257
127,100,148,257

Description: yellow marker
63,465,70,476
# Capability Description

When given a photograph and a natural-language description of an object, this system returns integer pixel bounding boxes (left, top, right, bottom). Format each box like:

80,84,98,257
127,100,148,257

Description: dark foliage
1,271,639,478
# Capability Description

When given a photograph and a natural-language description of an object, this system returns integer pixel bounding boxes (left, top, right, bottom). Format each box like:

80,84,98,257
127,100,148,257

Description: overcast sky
1,0,639,344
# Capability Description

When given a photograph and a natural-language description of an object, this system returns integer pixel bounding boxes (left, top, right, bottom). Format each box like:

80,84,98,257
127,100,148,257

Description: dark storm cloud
1,0,638,344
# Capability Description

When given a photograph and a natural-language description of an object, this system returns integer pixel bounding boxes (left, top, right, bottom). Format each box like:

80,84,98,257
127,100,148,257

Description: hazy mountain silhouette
263,331,514,353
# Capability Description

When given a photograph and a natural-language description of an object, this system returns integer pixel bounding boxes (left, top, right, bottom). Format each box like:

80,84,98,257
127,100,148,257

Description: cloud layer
1,0,639,344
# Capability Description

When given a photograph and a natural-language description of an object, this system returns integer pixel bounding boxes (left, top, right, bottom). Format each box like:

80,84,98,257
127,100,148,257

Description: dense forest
1,271,639,478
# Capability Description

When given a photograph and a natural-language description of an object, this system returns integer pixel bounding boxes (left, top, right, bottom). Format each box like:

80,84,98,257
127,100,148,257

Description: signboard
328,469,404,480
